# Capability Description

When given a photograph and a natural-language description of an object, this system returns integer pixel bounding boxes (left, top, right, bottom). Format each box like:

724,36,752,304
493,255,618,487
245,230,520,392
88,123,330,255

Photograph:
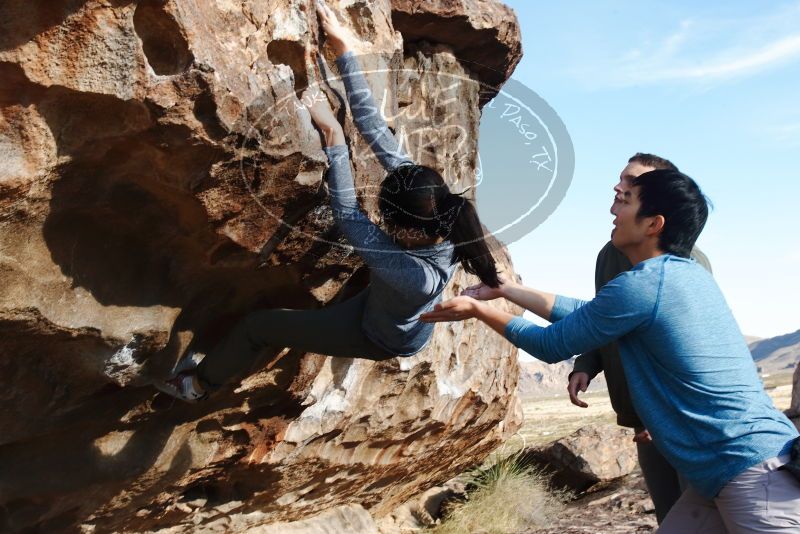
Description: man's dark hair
632,169,709,258
629,153,679,172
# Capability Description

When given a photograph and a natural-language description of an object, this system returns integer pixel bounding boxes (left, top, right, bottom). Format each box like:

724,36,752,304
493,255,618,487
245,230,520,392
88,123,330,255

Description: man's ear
647,214,666,237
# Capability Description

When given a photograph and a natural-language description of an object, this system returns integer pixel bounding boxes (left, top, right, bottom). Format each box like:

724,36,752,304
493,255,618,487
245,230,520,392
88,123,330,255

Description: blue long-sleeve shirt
505,254,798,498
321,51,457,355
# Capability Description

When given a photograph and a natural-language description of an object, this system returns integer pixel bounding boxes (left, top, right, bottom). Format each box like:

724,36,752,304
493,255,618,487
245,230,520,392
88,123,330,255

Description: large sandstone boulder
522,424,639,493
390,0,522,106
0,1,524,532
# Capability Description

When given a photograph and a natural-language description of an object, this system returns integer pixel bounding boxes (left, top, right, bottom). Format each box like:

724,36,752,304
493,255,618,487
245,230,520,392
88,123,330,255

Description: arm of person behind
567,241,620,406
572,350,603,379
572,244,616,381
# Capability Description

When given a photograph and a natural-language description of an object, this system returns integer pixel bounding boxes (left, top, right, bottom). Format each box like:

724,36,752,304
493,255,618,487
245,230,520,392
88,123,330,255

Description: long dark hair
378,164,500,287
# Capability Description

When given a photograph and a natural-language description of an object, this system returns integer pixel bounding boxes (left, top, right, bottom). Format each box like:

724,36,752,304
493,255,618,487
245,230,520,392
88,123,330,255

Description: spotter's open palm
420,296,479,323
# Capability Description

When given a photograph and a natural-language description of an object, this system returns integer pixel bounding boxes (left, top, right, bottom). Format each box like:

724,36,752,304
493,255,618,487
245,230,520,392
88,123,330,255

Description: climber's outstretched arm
304,88,345,147
304,89,439,295
316,0,413,171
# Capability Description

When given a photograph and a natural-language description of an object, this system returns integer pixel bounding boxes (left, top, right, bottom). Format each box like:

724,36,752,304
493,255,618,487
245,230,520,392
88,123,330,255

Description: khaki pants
658,455,800,533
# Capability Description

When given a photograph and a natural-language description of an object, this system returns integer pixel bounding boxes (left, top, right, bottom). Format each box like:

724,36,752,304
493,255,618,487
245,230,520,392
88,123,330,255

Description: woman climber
156,0,499,402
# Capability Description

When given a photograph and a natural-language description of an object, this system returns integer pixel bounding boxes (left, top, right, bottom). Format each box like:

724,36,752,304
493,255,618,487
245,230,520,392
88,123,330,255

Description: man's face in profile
611,161,655,217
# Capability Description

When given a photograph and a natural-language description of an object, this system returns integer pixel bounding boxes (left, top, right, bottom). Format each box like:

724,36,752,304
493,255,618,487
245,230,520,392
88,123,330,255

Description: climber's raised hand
301,88,345,147
315,0,353,57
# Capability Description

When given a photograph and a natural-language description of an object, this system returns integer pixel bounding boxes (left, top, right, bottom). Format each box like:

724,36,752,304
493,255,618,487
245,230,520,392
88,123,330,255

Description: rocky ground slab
526,471,657,534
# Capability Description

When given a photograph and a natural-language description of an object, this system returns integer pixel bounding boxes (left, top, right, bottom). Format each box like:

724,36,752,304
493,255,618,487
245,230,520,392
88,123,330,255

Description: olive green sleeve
572,349,604,380
691,246,712,274
571,242,618,381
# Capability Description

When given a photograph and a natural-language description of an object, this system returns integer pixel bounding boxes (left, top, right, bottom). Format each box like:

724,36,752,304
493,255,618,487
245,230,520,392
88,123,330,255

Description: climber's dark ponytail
446,194,500,288
379,164,500,288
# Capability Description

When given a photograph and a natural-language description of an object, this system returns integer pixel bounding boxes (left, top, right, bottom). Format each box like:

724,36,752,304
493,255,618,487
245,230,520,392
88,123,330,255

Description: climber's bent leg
196,289,394,389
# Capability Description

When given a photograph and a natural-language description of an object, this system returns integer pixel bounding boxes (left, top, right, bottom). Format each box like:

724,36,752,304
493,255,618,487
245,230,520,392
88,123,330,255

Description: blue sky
495,0,800,339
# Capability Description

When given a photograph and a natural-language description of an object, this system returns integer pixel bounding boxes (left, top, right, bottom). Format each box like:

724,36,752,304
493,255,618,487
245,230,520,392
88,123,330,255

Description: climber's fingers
315,0,335,28
318,0,331,15
315,0,352,54
315,0,326,20
319,0,336,20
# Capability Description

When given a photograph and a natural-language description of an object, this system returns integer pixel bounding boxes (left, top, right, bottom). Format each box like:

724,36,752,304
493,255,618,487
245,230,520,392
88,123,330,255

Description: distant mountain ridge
749,329,800,375
518,330,800,397
517,357,606,398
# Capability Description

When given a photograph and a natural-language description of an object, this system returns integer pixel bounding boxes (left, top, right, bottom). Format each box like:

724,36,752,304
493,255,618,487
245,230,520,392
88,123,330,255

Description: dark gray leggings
196,288,395,389
636,426,687,524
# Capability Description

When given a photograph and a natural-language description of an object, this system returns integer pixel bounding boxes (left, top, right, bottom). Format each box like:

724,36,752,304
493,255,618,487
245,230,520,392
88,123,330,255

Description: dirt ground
516,371,795,533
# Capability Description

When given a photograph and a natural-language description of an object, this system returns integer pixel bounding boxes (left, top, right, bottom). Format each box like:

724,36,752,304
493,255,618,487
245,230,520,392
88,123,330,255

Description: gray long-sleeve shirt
321,51,457,355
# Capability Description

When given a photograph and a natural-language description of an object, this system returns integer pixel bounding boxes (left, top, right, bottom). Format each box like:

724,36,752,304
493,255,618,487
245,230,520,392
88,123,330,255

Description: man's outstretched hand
567,371,590,408
421,294,518,344
420,296,480,323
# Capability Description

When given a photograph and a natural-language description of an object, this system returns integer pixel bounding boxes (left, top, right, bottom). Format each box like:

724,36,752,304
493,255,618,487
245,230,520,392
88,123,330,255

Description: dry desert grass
429,371,795,534
518,370,794,448
426,449,567,534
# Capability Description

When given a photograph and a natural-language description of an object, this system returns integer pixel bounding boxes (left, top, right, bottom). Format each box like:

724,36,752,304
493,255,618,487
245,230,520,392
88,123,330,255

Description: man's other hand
633,429,653,444
567,371,590,408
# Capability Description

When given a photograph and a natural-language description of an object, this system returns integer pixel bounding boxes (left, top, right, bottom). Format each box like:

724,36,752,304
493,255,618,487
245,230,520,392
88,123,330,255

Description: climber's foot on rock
154,372,208,403
153,351,209,403
171,350,205,375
